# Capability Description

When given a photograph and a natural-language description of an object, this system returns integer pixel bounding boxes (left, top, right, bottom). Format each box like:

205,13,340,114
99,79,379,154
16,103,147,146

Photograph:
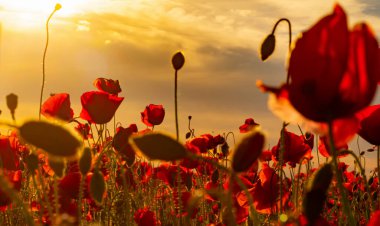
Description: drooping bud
6,93,18,120
172,52,185,70
260,34,276,61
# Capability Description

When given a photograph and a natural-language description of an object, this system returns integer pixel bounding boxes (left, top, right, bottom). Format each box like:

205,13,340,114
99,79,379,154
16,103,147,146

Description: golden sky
0,0,380,168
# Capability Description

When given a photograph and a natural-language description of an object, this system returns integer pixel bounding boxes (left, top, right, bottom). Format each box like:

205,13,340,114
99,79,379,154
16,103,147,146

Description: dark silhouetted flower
41,93,74,121
141,104,165,127
80,91,124,124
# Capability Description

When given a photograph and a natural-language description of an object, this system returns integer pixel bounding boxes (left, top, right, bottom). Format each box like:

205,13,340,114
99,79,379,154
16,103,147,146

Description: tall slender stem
174,70,179,141
39,8,59,120
328,120,356,225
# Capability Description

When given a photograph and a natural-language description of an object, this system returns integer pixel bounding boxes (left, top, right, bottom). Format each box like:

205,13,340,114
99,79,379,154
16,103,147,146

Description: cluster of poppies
1,3,380,226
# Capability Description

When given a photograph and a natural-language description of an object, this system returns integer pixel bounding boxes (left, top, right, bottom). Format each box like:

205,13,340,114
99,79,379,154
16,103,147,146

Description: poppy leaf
90,169,106,205
19,120,81,158
132,133,188,161
79,147,92,175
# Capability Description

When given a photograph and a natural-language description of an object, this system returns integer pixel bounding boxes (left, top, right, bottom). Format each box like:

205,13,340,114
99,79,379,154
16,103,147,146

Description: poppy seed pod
6,93,17,120
172,52,185,70
232,128,265,173
260,34,276,61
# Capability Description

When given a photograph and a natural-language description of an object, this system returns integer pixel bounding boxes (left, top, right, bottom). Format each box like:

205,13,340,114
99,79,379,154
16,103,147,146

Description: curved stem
39,9,58,120
174,70,179,141
271,18,292,85
225,131,236,146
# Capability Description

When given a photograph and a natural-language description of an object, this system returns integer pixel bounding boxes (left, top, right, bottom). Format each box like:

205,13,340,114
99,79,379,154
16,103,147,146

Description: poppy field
1,3,380,226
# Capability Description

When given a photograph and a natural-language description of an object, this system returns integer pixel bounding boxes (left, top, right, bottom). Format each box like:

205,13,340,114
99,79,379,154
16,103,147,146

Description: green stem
327,120,356,225
278,123,286,214
174,70,179,141
377,145,380,208
39,8,58,120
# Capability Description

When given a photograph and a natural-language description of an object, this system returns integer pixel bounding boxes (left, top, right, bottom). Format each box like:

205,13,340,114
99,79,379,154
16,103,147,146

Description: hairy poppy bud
260,34,275,61
232,128,265,172
6,93,17,120
172,52,185,70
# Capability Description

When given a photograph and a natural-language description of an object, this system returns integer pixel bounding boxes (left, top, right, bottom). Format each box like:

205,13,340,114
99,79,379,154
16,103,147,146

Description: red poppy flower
357,105,380,145
41,93,74,121
112,125,137,164
80,91,124,124
93,78,122,95
239,118,259,133
287,4,380,122
368,210,380,226
318,136,348,158
180,143,201,169
271,129,311,164
134,207,159,226
0,170,22,207
249,163,289,214
259,4,380,124
188,136,209,153
154,163,191,188
75,122,92,140
0,136,19,170
141,104,165,127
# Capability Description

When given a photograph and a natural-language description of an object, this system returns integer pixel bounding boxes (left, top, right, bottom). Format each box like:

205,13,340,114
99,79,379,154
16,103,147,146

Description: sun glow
0,0,93,28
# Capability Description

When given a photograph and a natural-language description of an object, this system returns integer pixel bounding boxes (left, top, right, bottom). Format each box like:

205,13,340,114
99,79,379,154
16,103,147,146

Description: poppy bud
132,133,188,161
309,163,333,192
232,128,265,172
367,148,375,152
55,3,62,11
260,34,276,61
19,120,81,159
79,147,92,175
172,52,185,70
6,93,17,120
90,169,106,204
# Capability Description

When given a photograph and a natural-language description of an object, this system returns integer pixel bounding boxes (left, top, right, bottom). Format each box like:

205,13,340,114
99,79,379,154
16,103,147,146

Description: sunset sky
0,0,380,168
